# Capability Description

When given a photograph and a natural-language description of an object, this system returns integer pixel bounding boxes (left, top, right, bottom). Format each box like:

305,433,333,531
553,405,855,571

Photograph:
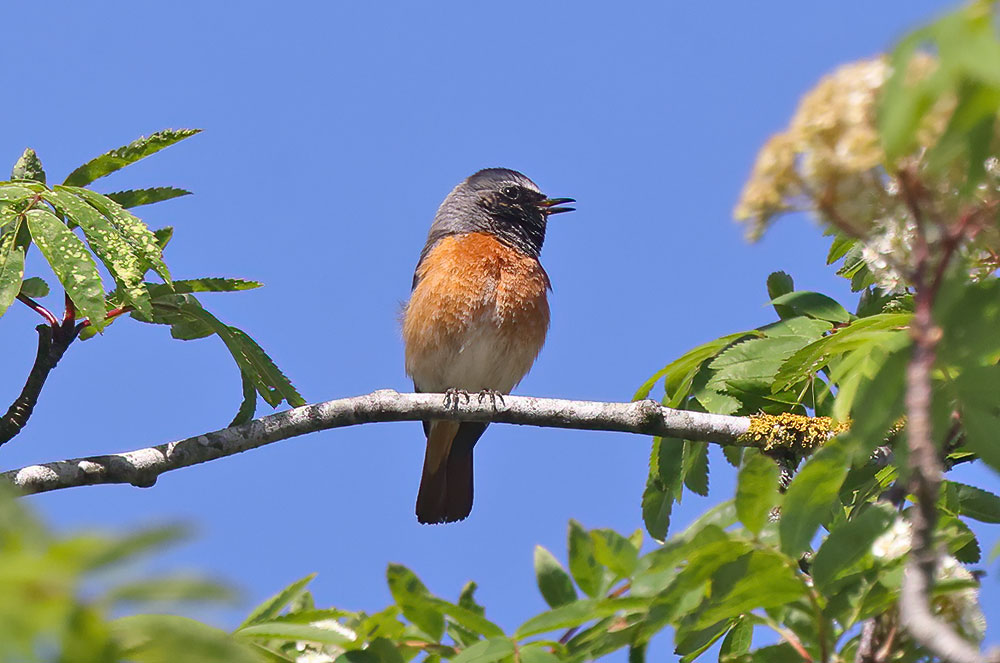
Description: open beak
537,197,576,215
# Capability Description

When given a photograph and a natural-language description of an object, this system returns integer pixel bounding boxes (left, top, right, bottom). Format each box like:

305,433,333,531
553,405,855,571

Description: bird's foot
477,389,505,410
443,388,470,409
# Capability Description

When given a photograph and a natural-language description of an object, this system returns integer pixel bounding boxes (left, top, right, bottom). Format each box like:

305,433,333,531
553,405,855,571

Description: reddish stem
63,292,75,325
76,305,132,331
16,293,59,327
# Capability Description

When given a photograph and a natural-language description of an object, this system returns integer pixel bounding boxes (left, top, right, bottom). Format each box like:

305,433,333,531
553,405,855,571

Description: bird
402,168,574,524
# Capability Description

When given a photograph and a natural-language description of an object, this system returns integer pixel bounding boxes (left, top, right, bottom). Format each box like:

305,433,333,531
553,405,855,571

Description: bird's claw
477,389,504,409
443,388,470,409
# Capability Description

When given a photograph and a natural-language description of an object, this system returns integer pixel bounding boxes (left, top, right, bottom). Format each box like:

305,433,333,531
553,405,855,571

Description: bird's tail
415,420,484,524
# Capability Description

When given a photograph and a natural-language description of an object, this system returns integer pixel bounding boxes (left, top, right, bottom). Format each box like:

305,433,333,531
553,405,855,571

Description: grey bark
2,390,751,495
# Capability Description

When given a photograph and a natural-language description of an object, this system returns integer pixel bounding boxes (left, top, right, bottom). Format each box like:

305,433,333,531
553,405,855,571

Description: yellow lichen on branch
740,412,850,453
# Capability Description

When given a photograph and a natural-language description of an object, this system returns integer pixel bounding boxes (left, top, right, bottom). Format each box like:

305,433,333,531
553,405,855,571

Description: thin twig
76,305,132,331
1,391,752,495
896,180,999,663
762,616,813,663
16,294,58,327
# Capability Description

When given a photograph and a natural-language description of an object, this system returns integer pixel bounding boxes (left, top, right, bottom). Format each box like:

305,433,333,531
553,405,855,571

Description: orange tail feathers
415,421,484,524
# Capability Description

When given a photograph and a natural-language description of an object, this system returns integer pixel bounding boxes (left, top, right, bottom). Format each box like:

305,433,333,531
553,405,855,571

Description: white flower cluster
859,215,916,292
871,517,986,643
735,53,1000,286
871,516,913,560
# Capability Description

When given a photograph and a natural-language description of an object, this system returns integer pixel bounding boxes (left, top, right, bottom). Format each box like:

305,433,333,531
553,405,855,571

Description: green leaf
937,278,1000,365
520,643,562,663
769,291,851,323
926,81,1000,192
841,348,908,458
534,546,578,608
642,473,675,543
515,598,645,639
335,638,405,663
836,244,878,292
62,186,170,282
675,619,733,661
947,481,1000,523
567,520,612,598
779,442,849,557
229,371,258,427
879,27,943,162
694,551,806,629
774,314,910,394
655,437,685,494
423,597,503,638
654,536,754,620
735,451,781,535
386,563,444,640
591,529,639,579
766,271,795,319
940,514,981,563
828,342,908,423
105,187,192,209
18,276,49,298
450,638,515,663
112,614,261,663
42,187,152,318
719,617,752,660
682,441,709,496
87,524,192,569
458,581,484,615
154,226,173,250
748,644,801,663
634,331,758,402
229,328,304,406
236,621,355,646
682,501,739,540
171,303,304,408
826,233,856,265
104,575,237,604
354,608,405,644
0,216,30,318
811,503,896,589
954,364,1000,471
239,573,316,628
25,208,107,328
255,609,352,625
63,129,201,187
11,148,45,184
0,183,37,203
708,318,831,396
166,307,215,340
146,278,263,298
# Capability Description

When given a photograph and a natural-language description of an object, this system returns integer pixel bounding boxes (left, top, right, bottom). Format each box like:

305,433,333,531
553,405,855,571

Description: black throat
484,209,546,258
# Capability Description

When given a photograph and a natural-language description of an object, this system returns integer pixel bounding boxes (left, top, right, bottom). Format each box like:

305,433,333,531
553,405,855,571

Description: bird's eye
501,186,521,201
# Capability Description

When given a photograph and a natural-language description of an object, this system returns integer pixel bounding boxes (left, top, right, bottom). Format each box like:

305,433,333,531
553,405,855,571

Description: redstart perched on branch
402,168,574,524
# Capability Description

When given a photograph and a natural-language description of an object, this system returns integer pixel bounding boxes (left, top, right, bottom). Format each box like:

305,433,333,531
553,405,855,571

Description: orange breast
402,233,550,393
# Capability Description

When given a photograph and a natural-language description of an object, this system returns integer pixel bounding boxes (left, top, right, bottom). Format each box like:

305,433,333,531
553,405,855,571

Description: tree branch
0,323,78,447
2,390,751,495
896,182,999,663
900,289,999,663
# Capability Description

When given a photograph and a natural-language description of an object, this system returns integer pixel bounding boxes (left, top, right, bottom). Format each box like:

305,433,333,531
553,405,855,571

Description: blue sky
1,0,995,658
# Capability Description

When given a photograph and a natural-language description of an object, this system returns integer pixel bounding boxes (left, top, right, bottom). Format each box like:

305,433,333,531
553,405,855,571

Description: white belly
410,309,539,394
